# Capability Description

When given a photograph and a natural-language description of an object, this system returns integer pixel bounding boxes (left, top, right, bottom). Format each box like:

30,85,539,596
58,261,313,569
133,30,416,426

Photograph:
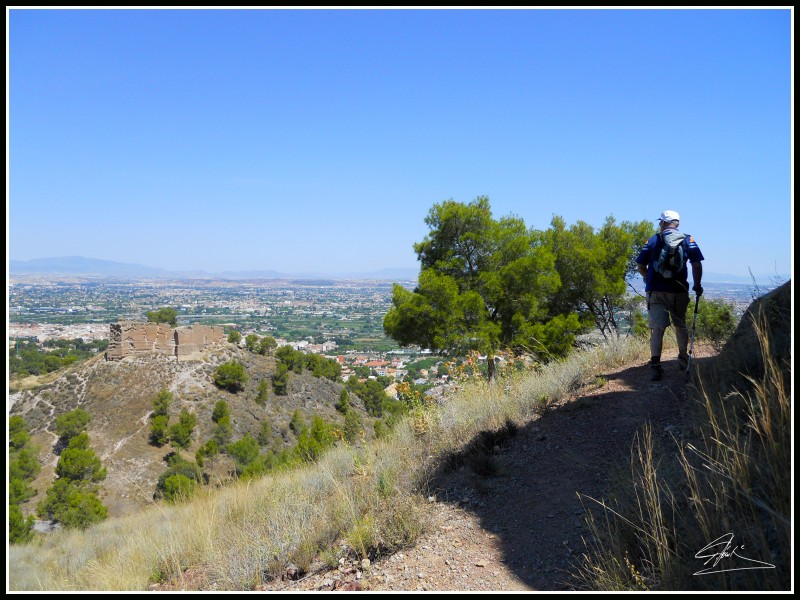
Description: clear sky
7,7,793,280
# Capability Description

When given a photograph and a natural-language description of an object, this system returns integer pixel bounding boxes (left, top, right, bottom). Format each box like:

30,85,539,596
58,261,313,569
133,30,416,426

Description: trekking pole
685,295,700,376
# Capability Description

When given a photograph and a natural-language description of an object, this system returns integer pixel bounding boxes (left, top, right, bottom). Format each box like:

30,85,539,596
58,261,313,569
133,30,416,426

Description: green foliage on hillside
345,376,406,420
169,410,198,449
8,416,41,544
213,361,248,393
152,389,173,417
227,434,261,475
37,431,107,530
269,346,341,396
9,337,109,378
257,335,277,356
154,455,204,502
54,408,91,443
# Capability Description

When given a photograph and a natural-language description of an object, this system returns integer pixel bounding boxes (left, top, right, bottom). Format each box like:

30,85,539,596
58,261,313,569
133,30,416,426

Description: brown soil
246,345,717,592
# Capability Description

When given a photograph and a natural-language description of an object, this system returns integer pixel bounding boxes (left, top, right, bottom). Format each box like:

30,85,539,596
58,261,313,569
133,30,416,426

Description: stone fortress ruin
104,321,226,361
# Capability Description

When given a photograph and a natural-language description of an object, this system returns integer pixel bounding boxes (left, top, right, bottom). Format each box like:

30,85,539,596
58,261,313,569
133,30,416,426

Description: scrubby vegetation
213,361,248,392
9,337,109,378
8,416,40,544
37,410,108,531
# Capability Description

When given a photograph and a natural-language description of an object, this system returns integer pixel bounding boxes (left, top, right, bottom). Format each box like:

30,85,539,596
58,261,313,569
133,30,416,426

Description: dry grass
575,314,791,591
8,335,654,591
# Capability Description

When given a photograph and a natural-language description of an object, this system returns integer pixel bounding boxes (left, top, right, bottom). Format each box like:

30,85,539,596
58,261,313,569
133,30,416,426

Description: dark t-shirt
635,229,704,293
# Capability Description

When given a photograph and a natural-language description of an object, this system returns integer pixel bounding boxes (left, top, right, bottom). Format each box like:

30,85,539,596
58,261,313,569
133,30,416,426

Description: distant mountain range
8,256,788,285
9,256,420,282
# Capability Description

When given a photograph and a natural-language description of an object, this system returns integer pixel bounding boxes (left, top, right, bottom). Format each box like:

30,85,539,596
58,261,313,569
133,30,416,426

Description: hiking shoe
650,364,664,381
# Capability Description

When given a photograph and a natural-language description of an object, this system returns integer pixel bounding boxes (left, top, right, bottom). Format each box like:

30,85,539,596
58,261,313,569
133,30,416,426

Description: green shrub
9,416,30,452
54,408,91,443
55,433,107,482
169,410,197,449
255,379,270,406
272,363,289,396
344,410,363,443
257,420,272,446
227,434,260,476
37,478,107,530
9,448,41,482
195,439,219,467
289,410,305,435
213,415,233,446
8,477,36,505
9,504,35,544
155,458,203,500
335,389,351,414
162,474,196,503
694,297,738,350
214,361,248,393
152,389,173,417
150,415,170,446
257,336,277,356
244,334,259,352
294,416,336,463
212,400,230,423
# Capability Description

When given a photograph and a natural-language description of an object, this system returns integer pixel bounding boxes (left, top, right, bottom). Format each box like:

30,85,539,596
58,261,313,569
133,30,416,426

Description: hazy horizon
8,254,789,285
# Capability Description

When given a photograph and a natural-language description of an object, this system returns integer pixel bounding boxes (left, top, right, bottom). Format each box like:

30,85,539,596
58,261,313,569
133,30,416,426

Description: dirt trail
258,346,715,592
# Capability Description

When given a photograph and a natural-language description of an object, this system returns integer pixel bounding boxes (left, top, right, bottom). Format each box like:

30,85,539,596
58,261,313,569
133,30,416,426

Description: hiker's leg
669,292,691,363
648,292,669,381
648,292,670,359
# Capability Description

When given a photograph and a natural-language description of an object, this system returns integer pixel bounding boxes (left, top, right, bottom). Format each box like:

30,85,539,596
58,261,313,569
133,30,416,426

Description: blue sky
8,7,793,280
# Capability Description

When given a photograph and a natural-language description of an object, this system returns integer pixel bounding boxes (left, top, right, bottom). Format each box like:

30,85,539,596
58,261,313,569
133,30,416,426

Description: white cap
658,210,680,223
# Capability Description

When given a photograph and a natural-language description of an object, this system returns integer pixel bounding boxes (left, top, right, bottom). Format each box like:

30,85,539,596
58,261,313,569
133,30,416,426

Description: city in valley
8,277,437,386
8,275,774,386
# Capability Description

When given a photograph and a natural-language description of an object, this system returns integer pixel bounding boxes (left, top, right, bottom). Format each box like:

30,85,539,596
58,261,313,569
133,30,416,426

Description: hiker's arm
692,261,703,295
636,262,647,278
691,261,702,287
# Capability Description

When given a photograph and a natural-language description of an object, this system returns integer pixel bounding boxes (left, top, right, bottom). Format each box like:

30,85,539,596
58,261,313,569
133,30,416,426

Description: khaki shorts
647,291,690,329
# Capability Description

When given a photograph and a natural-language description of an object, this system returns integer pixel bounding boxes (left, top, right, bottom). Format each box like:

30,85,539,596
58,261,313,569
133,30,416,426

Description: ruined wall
105,321,175,360
175,324,226,357
105,322,226,361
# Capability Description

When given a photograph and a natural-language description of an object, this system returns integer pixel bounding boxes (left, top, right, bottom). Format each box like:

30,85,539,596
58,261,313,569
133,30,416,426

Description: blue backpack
653,229,688,279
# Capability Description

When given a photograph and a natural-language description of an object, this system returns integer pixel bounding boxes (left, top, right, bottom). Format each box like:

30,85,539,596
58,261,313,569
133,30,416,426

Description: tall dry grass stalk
8,334,651,591
576,315,790,591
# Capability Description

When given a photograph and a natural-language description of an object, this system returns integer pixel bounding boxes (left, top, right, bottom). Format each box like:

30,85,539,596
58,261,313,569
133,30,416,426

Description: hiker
635,210,704,381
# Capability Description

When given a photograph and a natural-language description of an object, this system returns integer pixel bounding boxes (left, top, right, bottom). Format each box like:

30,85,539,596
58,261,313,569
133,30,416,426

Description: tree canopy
146,307,178,326
54,408,91,443
213,361,248,393
383,197,580,378
384,197,653,377
545,215,653,339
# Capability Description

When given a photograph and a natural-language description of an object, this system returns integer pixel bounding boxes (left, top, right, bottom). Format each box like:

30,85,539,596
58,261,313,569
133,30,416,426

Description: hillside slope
9,343,368,518
250,344,715,591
